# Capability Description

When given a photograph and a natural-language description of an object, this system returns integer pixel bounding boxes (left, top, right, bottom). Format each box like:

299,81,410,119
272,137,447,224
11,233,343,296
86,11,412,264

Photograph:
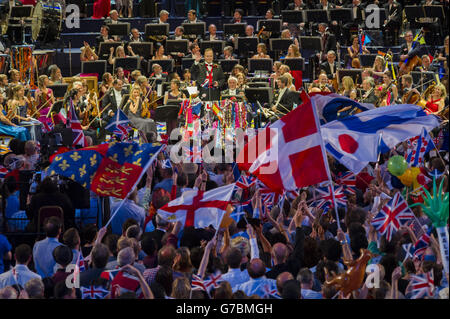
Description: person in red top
424,83,446,115
92,0,111,19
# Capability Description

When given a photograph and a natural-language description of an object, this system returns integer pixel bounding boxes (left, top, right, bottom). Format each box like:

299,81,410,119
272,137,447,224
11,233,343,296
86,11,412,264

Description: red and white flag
237,100,329,192
157,183,235,229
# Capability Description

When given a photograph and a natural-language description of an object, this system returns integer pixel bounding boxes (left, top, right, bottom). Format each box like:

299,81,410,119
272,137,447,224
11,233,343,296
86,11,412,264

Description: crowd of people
0,0,449,301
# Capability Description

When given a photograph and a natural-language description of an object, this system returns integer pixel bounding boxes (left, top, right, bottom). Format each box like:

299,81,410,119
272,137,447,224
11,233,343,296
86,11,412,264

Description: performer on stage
0,95,28,141
164,79,186,105
192,48,225,101
424,83,447,115
360,77,378,105
123,86,156,135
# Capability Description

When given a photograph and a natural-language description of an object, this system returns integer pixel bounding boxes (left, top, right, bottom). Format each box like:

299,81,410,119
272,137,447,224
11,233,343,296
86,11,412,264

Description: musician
152,43,169,60
271,75,298,118
230,9,246,24
102,79,128,119
34,75,55,121
8,69,21,87
370,55,386,84
0,96,27,141
400,30,422,64
346,35,369,69
163,79,186,104
80,42,99,62
281,30,300,48
104,10,120,25
340,76,357,100
382,0,402,46
96,25,114,49
48,65,63,85
192,48,225,100
181,69,195,89
129,28,144,42
219,46,237,60
317,72,333,92
343,0,365,46
155,10,170,24
236,72,249,90
169,26,186,41
259,9,279,40
204,24,222,41
425,83,446,115
380,70,398,105
123,86,157,135
285,44,302,58
287,0,307,10
221,76,245,97
6,85,41,141
100,72,114,96
252,43,270,59
150,64,168,80
245,25,255,38
400,74,420,102
114,67,130,85
320,50,338,80
317,23,337,62
183,10,203,41
0,74,7,99
416,54,438,73
360,77,378,105
108,45,137,67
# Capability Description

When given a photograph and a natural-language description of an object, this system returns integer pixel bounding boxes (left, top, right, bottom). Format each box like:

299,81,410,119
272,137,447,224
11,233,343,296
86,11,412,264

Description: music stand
359,54,377,67
281,58,305,71
106,23,130,37
144,23,169,40
257,19,282,34
305,10,329,23
48,84,69,99
269,39,293,52
128,42,153,59
329,8,352,22
247,82,269,88
98,41,123,59
10,5,33,19
281,10,304,24
221,95,245,101
248,58,273,74
244,87,273,105
81,60,107,80
166,40,189,54
114,57,140,73
411,71,435,87
148,59,174,73
223,23,246,36
181,23,206,37
299,36,322,51
237,37,258,55
424,5,445,21
182,58,202,70
200,40,224,56
337,68,363,85
219,59,239,73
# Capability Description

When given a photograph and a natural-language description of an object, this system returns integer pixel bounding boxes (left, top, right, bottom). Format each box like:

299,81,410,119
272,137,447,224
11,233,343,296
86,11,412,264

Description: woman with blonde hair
80,41,99,62
171,277,191,299
370,56,386,84
424,83,447,115
340,76,357,100
286,44,301,58
48,65,63,85
236,73,248,90
108,45,136,65
252,43,270,59
173,247,193,279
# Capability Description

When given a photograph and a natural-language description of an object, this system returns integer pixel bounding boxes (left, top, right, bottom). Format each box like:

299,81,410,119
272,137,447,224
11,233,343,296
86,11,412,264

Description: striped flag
67,98,87,148
405,128,435,167
335,171,357,195
410,271,434,299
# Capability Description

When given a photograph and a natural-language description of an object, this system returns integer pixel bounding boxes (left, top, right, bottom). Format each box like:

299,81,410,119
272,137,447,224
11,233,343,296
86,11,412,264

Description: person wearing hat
51,245,74,286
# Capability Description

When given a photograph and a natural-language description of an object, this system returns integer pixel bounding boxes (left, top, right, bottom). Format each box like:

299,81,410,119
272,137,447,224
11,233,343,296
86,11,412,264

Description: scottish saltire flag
67,98,87,148
371,193,415,241
335,171,357,195
405,128,436,167
322,103,440,173
47,142,163,198
105,109,131,140
413,229,432,261
191,274,207,291
410,271,434,299
314,184,347,209
80,286,110,299
402,243,415,262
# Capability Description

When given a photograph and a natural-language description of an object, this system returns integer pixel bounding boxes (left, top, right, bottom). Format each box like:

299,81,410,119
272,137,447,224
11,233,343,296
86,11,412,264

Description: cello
398,28,424,77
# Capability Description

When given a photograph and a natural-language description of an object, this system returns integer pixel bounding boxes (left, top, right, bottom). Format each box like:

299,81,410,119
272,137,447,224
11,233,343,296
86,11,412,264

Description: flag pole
104,144,163,228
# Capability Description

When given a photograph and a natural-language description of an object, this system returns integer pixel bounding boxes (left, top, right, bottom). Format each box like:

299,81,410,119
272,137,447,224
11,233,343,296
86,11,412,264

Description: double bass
398,28,424,77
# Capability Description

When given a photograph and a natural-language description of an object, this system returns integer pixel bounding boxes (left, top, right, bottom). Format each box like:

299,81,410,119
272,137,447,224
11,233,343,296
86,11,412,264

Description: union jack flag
80,285,110,299
314,184,347,210
105,109,131,140
67,98,87,148
236,175,257,190
41,118,54,133
413,229,432,261
204,272,224,293
405,128,435,167
100,269,120,282
0,166,8,179
371,193,415,242
183,144,202,163
410,271,434,299
262,284,281,299
335,172,357,195
191,274,206,291
75,250,86,272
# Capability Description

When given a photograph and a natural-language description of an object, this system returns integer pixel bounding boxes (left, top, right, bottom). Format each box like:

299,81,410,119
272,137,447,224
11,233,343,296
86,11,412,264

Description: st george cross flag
335,171,357,195
371,192,415,242
410,271,434,299
157,183,235,229
105,109,131,140
405,128,436,167
314,184,347,209
80,285,110,299
238,98,330,192
67,98,87,148
322,104,440,174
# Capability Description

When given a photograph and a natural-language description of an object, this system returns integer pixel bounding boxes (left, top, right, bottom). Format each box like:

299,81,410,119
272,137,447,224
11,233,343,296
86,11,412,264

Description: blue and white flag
405,128,436,167
321,104,440,173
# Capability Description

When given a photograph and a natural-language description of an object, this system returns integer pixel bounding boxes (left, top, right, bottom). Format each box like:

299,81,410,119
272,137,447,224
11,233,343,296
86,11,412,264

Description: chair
37,206,64,233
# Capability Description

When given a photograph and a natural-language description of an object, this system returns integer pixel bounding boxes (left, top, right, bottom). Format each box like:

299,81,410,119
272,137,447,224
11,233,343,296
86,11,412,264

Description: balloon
387,156,408,176
391,175,404,189
399,168,414,187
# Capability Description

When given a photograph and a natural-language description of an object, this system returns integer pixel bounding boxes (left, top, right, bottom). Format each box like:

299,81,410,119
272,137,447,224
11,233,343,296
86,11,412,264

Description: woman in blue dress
0,93,28,141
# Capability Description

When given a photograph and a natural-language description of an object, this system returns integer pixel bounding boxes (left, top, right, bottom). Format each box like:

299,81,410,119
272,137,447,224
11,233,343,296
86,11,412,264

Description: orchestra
0,1,447,146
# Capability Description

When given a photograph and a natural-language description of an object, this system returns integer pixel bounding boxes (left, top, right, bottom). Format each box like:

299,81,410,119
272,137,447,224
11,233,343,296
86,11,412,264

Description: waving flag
405,128,436,167
314,184,347,210
67,98,87,148
322,104,440,173
238,97,330,192
413,229,432,261
80,285,110,299
204,272,224,293
191,274,207,291
0,166,8,180
236,175,257,190
410,271,434,299
105,109,131,140
371,193,415,241
335,171,357,194
183,144,202,163
262,284,281,299
157,183,235,229
47,142,163,198
110,270,142,299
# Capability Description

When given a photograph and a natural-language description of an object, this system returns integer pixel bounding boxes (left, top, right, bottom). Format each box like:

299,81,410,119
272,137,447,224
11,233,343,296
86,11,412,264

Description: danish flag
371,192,415,242
410,271,435,299
237,99,329,192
